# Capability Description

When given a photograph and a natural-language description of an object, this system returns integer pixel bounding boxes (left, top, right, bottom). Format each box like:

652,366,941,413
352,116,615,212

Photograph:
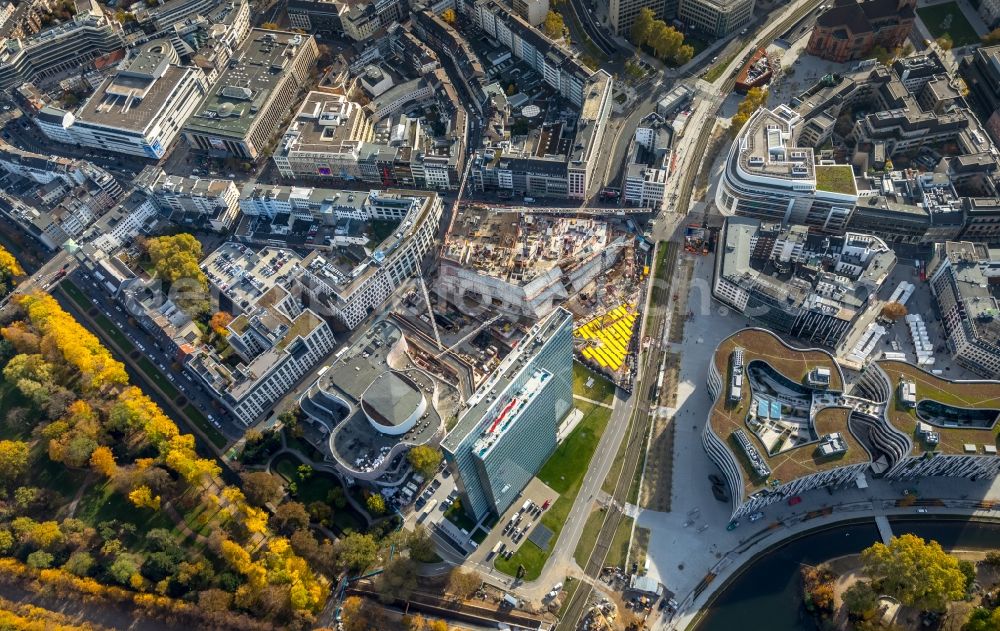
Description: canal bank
689,517,1000,631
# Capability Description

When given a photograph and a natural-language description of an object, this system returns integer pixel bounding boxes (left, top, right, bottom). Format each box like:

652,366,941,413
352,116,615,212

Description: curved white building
704,328,1000,520
299,320,443,486
716,105,857,234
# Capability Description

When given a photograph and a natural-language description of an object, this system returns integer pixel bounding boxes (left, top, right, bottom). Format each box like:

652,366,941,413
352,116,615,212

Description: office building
0,10,124,91
43,43,207,158
980,0,1000,29
135,165,241,231
960,45,1000,144
299,320,443,486
183,29,318,159
676,0,755,37
713,217,895,348
806,0,916,63
443,308,574,521
608,0,662,35
188,244,337,425
926,241,1000,379
705,328,1000,521
624,113,671,209
717,105,859,233
240,186,443,329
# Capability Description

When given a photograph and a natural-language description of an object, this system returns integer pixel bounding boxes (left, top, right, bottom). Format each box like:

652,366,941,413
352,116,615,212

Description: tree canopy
630,8,693,66
861,534,966,612
542,10,564,39
407,445,442,478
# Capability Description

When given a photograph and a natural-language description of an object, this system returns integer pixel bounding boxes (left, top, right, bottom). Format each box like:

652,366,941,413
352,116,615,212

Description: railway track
555,244,679,631
554,3,826,628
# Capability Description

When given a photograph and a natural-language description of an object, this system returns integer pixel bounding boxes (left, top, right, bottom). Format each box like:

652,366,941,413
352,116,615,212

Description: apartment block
190,243,337,425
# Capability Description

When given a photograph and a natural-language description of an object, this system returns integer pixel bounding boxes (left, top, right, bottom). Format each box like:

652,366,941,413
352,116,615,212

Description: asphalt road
66,267,245,443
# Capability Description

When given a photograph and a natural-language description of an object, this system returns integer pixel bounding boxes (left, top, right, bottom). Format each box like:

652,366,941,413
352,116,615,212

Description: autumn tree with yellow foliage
0,290,335,623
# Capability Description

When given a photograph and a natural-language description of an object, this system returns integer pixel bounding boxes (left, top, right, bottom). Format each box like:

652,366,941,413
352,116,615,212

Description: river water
695,518,1000,631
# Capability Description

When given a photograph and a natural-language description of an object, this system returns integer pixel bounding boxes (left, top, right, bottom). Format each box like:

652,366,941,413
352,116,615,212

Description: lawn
183,404,227,449
495,402,613,580
558,577,580,618
814,165,857,195
272,453,301,481
494,539,548,578
134,356,180,400
444,500,477,533
75,481,177,549
916,3,981,47
60,279,92,312
704,52,738,82
573,506,608,566
573,363,615,405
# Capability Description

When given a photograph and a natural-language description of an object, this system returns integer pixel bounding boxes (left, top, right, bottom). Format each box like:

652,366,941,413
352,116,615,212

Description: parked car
748,512,764,522
787,496,802,506
726,520,740,531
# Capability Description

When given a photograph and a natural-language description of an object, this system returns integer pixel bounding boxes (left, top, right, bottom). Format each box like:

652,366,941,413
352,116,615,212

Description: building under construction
437,206,629,318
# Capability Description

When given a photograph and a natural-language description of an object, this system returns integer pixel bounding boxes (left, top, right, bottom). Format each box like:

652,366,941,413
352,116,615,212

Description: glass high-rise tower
442,308,574,522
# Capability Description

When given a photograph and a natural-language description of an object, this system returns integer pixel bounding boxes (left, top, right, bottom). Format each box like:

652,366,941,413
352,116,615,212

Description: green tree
959,559,976,593
964,605,1000,631
631,7,656,47
936,34,954,50
336,533,378,572
405,525,438,563
26,550,54,569
63,551,95,577
109,553,141,585
407,445,442,478
983,27,1000,45
542,10,564,39
366,493,386,515
441,8,456,23
843,581,878,619
861,534,966,612
241,471,284,507
376,556,418,603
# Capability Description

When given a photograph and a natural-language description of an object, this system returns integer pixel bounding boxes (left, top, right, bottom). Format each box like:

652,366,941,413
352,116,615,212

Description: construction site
430,204,651,387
